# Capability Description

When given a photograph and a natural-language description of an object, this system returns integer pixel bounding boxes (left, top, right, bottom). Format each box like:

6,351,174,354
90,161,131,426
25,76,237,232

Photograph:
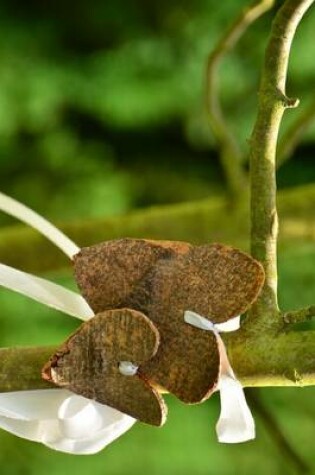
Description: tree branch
248,0,314,327
226,328,315,387
2,328,315,391
206,0,274,198
283,306,315,325
0,346,54,391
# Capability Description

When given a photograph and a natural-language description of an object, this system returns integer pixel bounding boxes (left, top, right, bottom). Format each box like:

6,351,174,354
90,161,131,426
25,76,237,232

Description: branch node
277,90,300,108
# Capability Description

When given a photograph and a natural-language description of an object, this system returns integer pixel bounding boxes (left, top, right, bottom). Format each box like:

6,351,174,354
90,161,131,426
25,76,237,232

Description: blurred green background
0,0,315,473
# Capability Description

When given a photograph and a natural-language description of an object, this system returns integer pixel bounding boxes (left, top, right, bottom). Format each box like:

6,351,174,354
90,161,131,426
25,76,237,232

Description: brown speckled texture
136,258,221,403
46,238,264,423
72,240,264,403
73,239,191,314
42,308,167,426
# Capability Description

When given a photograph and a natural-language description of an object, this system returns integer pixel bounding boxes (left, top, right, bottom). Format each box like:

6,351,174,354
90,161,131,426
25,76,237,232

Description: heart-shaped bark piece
128,244,264,403
42,308,167,426
73,238,191,314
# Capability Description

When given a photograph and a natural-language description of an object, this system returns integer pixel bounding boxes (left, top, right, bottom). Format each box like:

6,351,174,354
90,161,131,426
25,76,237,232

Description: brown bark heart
42,308,167,426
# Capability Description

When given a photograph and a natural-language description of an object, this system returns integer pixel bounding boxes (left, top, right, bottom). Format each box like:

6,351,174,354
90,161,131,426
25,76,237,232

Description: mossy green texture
0,347,53,392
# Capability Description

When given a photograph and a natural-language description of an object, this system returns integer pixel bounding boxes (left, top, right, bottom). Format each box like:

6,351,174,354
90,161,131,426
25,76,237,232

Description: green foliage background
0,0,315,473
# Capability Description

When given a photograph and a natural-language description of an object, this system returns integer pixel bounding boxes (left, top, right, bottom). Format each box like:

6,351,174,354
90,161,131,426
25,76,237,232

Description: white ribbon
0,192,79,259
0,263,94,321
0,390,136,454
184,310,255,444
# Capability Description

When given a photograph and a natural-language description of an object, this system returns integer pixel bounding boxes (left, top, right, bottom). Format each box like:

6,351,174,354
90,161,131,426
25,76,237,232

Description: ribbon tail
215,332,255,443
0,263,94,320
216,374,255,443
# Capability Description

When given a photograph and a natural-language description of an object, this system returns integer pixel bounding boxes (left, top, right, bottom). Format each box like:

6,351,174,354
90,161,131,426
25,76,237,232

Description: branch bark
0,347,54,391
2,328,315,391
283,306,315,325
248,0,314,327
206,0,274,199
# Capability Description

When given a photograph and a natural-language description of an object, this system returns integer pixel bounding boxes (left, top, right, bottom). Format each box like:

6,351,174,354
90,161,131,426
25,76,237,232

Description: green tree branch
283,306,315,325
1,327,315,391
248,0,314,327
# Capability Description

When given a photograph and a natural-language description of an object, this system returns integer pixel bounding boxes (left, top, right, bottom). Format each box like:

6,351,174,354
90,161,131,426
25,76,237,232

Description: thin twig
248,0,314,326
206,0,274,199
283,305,315,324
246,390,310,473
277,96,315,168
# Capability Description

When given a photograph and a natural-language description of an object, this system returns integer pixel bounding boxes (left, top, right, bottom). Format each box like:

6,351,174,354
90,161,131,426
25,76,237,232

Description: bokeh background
0,0,315,473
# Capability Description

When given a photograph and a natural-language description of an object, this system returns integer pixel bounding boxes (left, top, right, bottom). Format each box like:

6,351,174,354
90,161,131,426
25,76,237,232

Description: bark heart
42,308,167,426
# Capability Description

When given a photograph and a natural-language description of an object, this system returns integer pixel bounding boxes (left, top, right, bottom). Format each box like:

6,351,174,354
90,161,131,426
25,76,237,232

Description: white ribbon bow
184,310,255,443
